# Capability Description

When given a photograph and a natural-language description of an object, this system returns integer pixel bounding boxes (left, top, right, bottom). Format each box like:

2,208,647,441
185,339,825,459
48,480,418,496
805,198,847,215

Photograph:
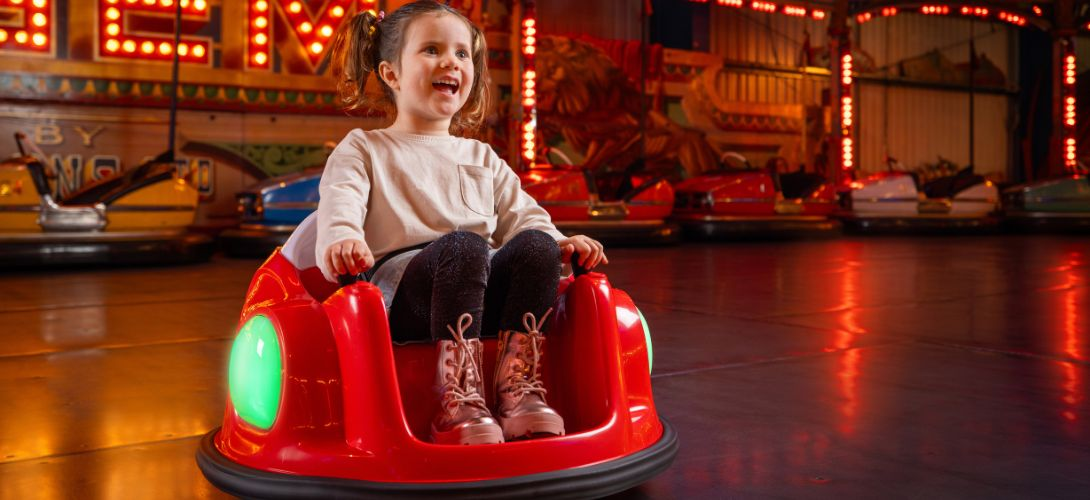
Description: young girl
313,1,606,446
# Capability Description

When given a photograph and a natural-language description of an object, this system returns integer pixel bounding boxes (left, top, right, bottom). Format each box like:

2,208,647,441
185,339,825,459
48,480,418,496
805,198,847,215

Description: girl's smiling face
379,13,474,134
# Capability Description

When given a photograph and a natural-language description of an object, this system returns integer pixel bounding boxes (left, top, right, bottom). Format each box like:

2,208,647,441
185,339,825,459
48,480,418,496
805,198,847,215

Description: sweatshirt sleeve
490,151,566,245
315,133,371,282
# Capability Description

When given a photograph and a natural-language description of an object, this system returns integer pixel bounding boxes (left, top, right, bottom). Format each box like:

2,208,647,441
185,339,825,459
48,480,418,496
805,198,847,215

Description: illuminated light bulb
177,43,188,56
527,27,536,36
320,25,333,37
105,38,120,51
523,132,534,140
107,24,120,36
842,77,852,85
525,80,535,89
526,36,536,45
11,0,23,4
106,7,121,20
330,5,344,17
144,0,155,5
193,44,205,58
309,42,323,54
254,52,267,65
141,41,154,54
162,0,173,6
32,13,47,27
255,1,268,12
523,151,534,160
289,1,302,13
524,46,536,55
14,31,28,44
524,19,535,27
34,0,46,7
523,122,534,131
524,88,535,98
300,22,313,33
525,70,536,79
123,40,136,52
159,42,172,55
255,16,268,28
180,0,189,7
523,97,535,106
194,0,206,10
254,33,267,45
32,33,47,46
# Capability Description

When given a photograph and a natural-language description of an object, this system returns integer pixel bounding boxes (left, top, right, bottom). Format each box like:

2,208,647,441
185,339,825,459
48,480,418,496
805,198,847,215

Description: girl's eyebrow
419,39,471,51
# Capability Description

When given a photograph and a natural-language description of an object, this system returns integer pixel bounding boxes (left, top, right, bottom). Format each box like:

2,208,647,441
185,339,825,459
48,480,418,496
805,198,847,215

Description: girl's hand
558,235,608,269
325,238,375,277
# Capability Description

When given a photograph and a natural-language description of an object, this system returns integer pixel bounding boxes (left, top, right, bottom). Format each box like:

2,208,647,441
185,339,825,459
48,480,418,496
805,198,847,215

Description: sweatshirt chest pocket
457,164,494,217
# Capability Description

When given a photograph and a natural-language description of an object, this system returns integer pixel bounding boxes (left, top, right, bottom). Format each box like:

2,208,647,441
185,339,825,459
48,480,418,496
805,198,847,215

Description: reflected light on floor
1059,252,1084,423
833,254,866,435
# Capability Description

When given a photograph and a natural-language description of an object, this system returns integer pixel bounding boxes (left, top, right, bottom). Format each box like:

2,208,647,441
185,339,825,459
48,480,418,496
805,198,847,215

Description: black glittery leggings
387,230,561,343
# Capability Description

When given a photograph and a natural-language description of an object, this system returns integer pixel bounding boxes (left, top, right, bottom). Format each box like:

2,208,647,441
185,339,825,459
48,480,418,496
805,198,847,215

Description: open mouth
432,78,460,95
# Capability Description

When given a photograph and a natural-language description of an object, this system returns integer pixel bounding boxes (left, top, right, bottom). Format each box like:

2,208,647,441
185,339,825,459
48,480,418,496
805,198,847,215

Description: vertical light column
519,0,537,169
1061,38,1079,172
837,37,854,185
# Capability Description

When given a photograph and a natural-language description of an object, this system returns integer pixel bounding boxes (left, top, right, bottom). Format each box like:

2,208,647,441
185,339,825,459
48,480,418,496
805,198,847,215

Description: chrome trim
263,201,319,210
38,196,107,232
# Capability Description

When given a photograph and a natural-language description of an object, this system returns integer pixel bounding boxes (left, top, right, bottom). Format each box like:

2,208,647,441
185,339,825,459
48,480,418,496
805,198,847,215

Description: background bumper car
519,158,680,246
197,245,678,499
0,133,212,267
1002,174,1090,232
671,153,839,239
837,160,1000,234
219,167,321,258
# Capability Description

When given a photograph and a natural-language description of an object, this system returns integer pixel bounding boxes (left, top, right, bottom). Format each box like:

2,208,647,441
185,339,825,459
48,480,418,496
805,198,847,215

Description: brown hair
328,1,492,136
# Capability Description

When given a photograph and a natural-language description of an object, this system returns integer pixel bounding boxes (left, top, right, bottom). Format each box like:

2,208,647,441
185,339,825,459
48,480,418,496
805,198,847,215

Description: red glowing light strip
247,0,273,69
1062,45,1078,172
97,0,211,64
920,5,950,15
694,0,824,20
997,12,1027,27
0,0,54,54
751,1,776,13
716,0,743,7
521,4,537,167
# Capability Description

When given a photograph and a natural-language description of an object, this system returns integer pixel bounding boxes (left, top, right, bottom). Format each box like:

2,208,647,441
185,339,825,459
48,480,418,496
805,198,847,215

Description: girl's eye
424,46,438,55
457,50,469,59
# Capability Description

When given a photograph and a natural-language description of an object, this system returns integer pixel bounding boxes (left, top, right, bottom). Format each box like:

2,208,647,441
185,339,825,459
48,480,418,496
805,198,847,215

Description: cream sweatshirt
315,128,565,281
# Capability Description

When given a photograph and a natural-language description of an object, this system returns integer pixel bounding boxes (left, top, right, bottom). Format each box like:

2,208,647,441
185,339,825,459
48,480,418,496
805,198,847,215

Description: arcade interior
1,0,1088,498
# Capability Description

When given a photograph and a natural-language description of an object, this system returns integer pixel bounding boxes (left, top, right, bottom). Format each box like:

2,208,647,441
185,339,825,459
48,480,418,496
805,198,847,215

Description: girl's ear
377,60,399,92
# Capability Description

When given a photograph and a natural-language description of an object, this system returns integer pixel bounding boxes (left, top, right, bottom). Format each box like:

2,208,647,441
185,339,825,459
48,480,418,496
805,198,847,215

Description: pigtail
329,10,382,112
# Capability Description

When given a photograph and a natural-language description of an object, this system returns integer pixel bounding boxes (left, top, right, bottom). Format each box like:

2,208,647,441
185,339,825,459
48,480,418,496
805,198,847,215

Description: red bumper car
671,153,839,239
519,157,680,245
196,248,677,498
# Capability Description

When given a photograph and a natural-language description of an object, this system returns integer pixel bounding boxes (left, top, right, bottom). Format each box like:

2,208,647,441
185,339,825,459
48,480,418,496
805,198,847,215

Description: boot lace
441,313,487,412
506,308,553,399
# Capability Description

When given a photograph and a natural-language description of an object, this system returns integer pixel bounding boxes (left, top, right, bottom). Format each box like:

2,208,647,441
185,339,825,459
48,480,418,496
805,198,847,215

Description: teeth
433,79,458,86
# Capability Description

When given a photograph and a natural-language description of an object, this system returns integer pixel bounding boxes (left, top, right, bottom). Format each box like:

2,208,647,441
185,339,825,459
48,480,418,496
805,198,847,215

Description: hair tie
376,10,385,23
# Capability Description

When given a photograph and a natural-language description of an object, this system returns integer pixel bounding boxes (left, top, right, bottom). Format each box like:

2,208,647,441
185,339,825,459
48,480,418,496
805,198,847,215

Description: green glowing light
637,308,653,373
228,315,282,430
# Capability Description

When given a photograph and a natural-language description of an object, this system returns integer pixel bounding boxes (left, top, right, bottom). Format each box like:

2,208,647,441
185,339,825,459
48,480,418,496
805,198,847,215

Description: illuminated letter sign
97,0,212,65
247,0,376,71
0,0,55,56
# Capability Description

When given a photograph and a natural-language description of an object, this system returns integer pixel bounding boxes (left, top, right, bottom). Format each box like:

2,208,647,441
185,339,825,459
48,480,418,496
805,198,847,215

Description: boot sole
431,422,505,445
499,413,565,441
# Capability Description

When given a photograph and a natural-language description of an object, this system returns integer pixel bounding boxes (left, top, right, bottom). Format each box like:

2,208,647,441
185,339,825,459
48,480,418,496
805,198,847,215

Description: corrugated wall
857,15,1015,179
708,6,828,107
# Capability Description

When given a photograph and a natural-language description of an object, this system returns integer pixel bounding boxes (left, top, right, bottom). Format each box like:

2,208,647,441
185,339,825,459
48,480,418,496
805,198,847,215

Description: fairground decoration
247,0,377,71
856,4,1030,27
96,0,211,65
1061,38,1078,172
519,0,537,168
837,37,853,185
0,0,55,56
689,0,827,21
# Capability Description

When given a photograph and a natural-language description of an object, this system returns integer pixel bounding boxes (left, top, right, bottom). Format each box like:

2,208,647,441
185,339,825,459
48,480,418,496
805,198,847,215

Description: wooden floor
1,235,1088,499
